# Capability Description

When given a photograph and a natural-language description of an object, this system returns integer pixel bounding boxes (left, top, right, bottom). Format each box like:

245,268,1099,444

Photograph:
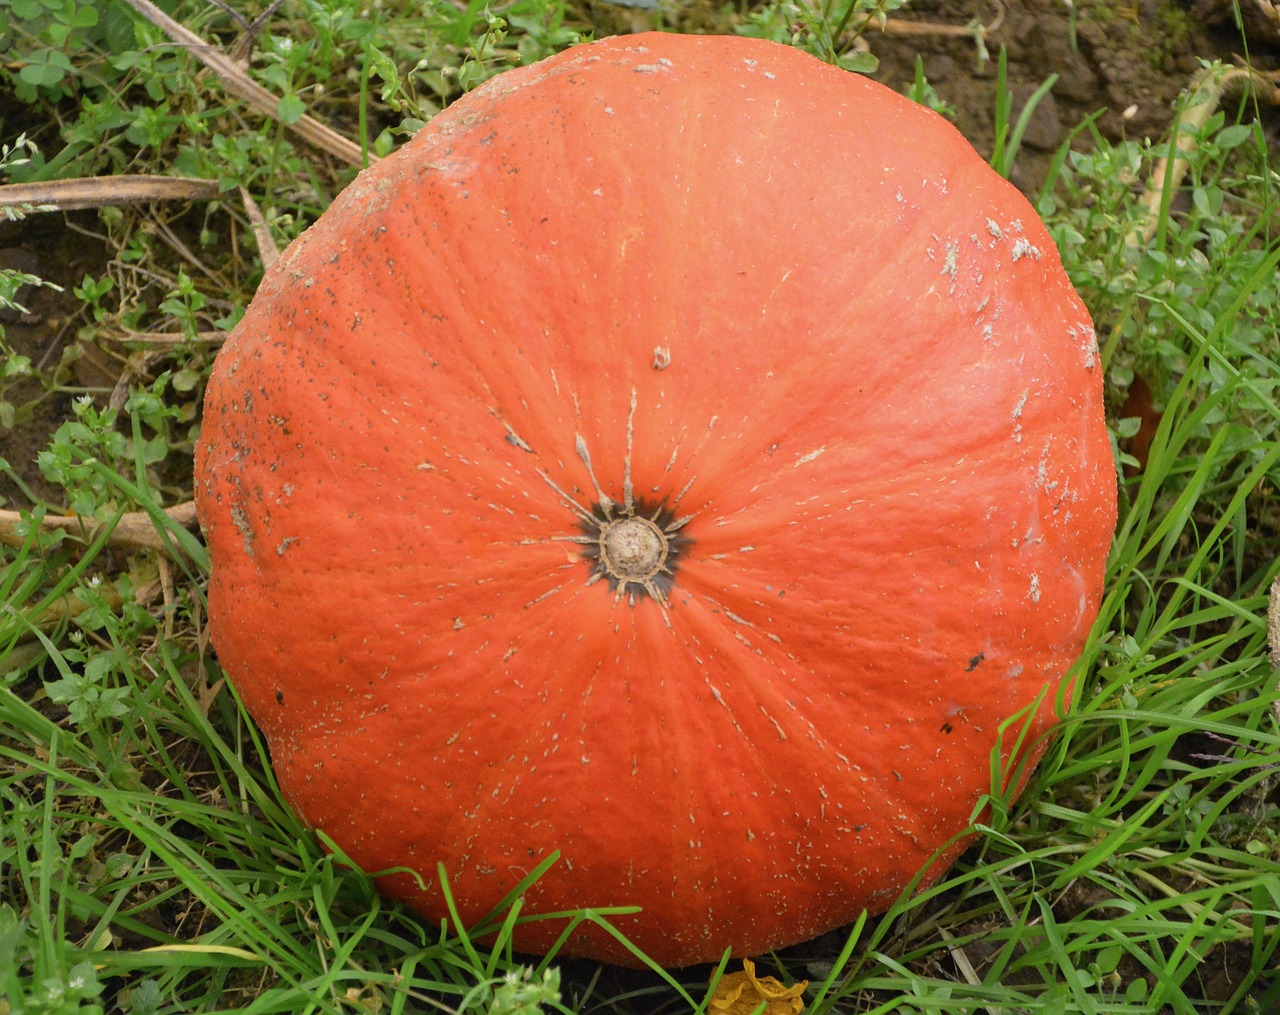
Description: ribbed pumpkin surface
195,32,1116,966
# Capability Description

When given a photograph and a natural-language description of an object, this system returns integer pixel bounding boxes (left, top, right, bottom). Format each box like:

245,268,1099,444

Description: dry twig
0,501,199,558
238,185,281,268
117,0,369,166
1127,64,1280,248
1269,576,1280,671
0,175,220,211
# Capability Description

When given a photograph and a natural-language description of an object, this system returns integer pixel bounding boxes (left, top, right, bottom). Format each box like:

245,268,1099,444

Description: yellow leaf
709,959,807,1015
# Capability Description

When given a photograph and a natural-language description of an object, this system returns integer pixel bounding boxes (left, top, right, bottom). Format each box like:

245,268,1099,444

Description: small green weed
735,0,911,72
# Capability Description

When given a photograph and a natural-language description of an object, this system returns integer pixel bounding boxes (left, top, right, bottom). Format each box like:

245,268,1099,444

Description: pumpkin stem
580,499,688,606
549,390,689,605
601,516,666,581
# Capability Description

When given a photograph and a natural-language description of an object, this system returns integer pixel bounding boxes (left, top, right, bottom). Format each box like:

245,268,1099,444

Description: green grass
2,1,1279,1012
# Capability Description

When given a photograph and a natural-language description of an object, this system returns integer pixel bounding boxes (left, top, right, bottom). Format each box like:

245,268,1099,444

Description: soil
2,0,1279,512
856,0,1279,194
0,213,113,506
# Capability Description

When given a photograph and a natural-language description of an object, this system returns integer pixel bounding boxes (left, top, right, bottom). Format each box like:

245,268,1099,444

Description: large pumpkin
195,32,1116,966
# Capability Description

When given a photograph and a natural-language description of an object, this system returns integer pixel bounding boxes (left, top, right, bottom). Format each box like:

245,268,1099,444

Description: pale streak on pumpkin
193,33,1116,967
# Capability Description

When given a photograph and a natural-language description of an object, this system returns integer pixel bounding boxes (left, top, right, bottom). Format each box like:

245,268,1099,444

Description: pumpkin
194,32,1116,967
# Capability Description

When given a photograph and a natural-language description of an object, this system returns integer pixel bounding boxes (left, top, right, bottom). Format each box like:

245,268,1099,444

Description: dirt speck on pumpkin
229,504,255,558
1011,236,1042,261
633,58,675,74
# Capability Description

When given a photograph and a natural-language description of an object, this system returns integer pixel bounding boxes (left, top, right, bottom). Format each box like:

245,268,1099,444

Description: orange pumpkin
194,32,1116,966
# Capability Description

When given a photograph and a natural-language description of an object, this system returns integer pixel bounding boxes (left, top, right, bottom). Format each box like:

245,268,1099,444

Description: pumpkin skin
194,32,1116,967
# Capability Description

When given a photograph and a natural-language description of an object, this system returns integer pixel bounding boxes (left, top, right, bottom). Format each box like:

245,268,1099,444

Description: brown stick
117,0,369,167
238,185,281,268
0,501,199,556
0,175,221,211
1269,576,1280,671
850,0,1004,41
103,330,227,346
1127,64,1280,248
